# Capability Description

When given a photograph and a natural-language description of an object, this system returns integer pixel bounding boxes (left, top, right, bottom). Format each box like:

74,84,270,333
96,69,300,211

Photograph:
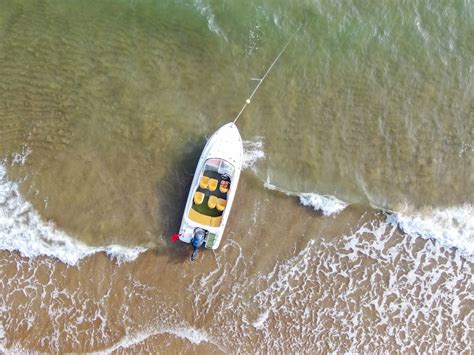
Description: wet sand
1,178,472,352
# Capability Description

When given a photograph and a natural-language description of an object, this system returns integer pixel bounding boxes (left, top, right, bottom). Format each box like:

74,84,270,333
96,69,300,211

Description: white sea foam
252,309,270,330
0,162,146,266
0,322,5,353
11,145,32,166
265,176,471,255
167,326,209,345
193,0,228,41
242,139,265,170
264,178,348,216
104,325,211,353
188,239,245,322
232,218,472,353
246,24,262,55
244,138,347,217
387,204,474,259
299,192,348,216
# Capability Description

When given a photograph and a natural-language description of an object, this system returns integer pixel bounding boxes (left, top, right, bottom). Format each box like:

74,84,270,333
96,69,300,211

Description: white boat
178,122,243,250
176,35,295,256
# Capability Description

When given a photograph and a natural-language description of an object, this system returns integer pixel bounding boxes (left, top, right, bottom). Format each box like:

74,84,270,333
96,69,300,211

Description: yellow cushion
216,198,227,211
193,191,204,205
210,216,222,227
208,195,217,209
188,208,212,226
199,176,209,189
208,178,218,191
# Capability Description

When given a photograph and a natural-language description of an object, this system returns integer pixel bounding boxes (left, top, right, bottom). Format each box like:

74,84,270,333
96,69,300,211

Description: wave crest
387,204,474,259
242,139,265,170
299,193,348,216
0,162,146,266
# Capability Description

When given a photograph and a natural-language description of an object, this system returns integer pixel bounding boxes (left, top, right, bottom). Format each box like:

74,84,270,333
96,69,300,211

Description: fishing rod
233,29,299,124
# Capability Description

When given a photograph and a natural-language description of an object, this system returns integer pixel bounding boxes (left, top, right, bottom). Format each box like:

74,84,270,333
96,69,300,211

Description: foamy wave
11,145,32,166
0,322,5,353
193,0,228,41
166,327,209,345
0,162,146,266
243,139,265,170
387,204,474,259
243,218,472,352
263,179,348,216
299,193,348,216
252,309,270,330
105,325,211,352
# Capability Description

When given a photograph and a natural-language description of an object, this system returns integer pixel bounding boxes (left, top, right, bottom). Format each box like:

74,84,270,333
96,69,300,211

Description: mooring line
233,28,300,125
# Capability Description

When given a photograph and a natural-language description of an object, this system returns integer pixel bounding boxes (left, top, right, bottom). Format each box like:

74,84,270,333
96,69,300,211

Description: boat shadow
154,137,205,263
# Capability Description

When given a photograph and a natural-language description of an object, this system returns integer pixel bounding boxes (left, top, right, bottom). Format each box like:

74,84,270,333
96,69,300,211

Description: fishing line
233,27,300,125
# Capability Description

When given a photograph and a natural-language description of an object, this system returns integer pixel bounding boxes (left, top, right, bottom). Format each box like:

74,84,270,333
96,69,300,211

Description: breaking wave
1,142,472,268
387,204,474,259
242,139,265,170
263,180,348,216
299,192,348,216
263,177,472,257
0,161,146,266
105,325,212,353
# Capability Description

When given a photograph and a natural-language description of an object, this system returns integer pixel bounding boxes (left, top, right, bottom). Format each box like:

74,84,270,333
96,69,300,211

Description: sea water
0,0,472,352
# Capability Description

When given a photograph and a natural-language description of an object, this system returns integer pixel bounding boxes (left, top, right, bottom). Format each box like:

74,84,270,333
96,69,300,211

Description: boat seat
199,176,209,189
219,181,229,193
216,198,227,212
193,191,205,205
188,208,221,227
208,178,218,191
210,216,222,227
188,208,212,226
208,195,218,209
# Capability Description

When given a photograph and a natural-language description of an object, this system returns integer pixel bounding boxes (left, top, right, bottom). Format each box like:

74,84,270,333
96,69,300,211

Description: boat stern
178,222,222,249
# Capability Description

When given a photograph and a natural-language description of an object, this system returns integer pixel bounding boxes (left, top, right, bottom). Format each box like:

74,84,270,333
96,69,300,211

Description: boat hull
178,123,243,249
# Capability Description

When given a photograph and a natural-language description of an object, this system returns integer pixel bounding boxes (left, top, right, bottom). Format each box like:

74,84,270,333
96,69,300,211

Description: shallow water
0,0,473,352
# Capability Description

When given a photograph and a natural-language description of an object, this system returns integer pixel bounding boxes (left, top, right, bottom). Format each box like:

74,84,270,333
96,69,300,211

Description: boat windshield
203,159,234,177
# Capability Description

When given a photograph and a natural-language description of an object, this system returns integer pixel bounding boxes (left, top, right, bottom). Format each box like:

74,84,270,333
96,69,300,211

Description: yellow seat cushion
208,195,218,209
199,176,209,189
208,178,218,191
210,216,222,227
188,208,212,226
216,198,227,211
193,191,204,205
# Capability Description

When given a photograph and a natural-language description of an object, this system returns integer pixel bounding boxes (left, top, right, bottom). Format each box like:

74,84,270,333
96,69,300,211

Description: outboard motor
190,228,207,261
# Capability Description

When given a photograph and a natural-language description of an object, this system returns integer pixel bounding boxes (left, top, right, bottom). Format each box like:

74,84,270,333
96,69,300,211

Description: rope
233,30,299,124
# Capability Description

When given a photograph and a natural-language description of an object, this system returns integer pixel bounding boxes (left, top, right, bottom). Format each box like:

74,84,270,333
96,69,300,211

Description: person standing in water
190,228,207,261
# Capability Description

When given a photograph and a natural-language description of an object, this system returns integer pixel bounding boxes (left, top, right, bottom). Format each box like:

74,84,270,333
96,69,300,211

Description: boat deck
188,170,229,226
